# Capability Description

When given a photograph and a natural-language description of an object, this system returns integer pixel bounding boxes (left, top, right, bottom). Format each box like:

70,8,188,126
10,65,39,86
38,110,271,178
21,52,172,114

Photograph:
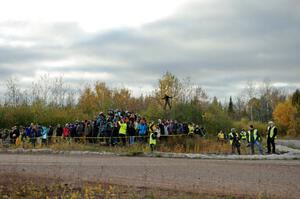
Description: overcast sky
0,0,299,101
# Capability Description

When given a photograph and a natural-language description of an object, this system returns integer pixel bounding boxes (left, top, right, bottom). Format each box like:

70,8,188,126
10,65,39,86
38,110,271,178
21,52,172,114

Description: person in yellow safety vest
247,125,263,155
188,123,195,137
266,121,278,154
118,118,127,146
149,131,158,152
239,128,247,145
217,130,225,145
228,128,241,155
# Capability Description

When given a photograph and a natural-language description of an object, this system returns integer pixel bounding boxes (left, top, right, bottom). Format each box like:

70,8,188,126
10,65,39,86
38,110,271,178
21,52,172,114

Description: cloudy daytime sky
0,0,299,101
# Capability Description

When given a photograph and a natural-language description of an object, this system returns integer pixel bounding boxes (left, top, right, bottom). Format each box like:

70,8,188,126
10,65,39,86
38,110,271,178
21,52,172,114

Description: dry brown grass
0,174,271,199
1,136,251,155
157,136,233,154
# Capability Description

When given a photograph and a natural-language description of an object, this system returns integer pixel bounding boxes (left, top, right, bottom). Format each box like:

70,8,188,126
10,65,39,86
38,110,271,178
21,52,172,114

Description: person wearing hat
267,121,278,154
228,128,241,155
247,125,263,155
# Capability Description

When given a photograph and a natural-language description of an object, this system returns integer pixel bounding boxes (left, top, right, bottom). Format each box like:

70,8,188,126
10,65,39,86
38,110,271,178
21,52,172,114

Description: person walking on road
266,121,278,154
247,125,263,155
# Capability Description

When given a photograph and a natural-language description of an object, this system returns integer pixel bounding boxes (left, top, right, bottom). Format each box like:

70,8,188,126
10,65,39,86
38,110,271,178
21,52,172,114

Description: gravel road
0,154,299,198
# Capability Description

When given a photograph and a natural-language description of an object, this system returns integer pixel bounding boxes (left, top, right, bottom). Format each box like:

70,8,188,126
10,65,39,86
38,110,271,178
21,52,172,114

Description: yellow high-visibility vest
188,125,194,135
240,131,247,140
149,133,157,145
248,129,258,142
268,126,276,139
218,132,225,139
118,122,127,135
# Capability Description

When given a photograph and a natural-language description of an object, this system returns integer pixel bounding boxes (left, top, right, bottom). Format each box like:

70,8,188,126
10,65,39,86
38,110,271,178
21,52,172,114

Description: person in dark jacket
48,125,54,144
229,128,241,155
111,120,119,146
56,124,63,143
30,125,37,147
162,94,173,110
10,126,20,145
267,121,278,154
247,125,263,155
128,120,136,145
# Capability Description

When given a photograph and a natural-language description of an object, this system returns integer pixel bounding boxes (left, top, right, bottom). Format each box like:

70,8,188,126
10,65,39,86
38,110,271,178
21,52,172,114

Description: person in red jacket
63,124,71,142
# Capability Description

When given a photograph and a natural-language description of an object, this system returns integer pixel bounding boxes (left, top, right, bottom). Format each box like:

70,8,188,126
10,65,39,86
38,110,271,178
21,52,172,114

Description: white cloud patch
0,0,299,99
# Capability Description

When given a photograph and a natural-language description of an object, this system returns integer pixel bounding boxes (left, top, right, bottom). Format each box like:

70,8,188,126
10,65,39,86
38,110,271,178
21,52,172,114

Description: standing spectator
229,128,241,155
149,130,158,152
41,126,49,146
172,120,178,134
239,128,247,145
118,118,127,145
183,123,189,134
266,121,278,154
10,126,20,145
97,112,106,138
92,120,99,143
76,122,84,142
48,125,54,144
25,124,32,137
128,120,136,145
217,130,225,145
56,124,63,137
194,125,204,137
83,121,91,143
55,124,63,143
63,124,71,143
30,124,37,147
112,120,119,146
104,119,113,146
137,119,147,143
247,125,263,155
158,119,166,141
188,123,194,137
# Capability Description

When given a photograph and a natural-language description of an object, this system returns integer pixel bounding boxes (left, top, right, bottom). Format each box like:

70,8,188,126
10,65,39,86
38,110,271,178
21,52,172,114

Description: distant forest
1,72,300,136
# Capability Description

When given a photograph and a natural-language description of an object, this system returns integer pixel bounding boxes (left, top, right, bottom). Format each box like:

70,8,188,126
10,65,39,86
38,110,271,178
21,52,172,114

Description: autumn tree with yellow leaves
273,98,299,136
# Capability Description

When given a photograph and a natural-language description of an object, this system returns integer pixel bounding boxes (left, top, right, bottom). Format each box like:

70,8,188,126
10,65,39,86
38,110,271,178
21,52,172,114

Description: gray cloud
0,0,299,100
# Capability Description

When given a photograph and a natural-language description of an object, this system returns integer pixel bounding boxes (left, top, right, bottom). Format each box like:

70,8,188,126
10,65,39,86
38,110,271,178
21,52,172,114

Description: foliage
233,119,267,136
1,72,299,137
273,99,299,136
292,89,300,114
156,71,182,106
228,96,234,118
203,97,233,135
0,104,85,128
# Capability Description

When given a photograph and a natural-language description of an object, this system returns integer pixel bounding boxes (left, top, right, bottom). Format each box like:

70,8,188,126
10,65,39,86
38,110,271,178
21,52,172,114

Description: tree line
0,72,299,136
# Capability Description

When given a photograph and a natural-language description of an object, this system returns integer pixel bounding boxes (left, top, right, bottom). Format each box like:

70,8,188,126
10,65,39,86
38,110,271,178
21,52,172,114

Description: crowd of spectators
0,109,206,147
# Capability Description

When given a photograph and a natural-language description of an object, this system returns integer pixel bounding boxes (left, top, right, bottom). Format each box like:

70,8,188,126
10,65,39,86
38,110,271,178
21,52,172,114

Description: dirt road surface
0,154,299,198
